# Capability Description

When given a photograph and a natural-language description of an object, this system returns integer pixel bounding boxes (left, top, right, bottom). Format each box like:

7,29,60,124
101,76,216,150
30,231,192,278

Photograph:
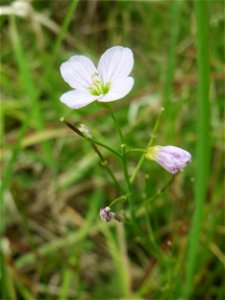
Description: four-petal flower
60,46,134,109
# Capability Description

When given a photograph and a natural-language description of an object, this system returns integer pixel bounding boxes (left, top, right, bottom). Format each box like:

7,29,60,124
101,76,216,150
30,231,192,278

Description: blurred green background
1,0,224,299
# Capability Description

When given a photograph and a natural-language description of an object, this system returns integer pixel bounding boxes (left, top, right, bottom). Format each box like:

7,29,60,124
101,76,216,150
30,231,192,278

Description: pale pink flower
60,46,134,109
145,145,191,174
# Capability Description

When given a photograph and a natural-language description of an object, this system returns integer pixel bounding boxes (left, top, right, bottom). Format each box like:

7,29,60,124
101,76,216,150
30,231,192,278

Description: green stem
109,194,129,208
106,105,135,219
61,118,121,158
101,162,123,193
106,105,124,143
87,138,122,158
62,119,124,192
137,174,177,211
126,148,146,154
182,1,210,299
121,144,135,219
130,107,164,184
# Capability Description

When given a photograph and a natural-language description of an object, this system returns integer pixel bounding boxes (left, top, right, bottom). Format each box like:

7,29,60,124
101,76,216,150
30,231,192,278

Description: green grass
1,1,224,299
182,1,211,299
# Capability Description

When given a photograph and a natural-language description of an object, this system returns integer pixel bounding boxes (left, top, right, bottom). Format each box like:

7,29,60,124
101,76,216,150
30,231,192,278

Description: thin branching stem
89,138,122,158
106,104,135,220
126,148,146,154
137,174,178,210
130,107,164,184
61,119,124,192
109,194,129,208
61,118,121,157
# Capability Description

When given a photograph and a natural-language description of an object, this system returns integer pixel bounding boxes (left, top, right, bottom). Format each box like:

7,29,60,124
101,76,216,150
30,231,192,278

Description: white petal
60,55,97,90
60,90,98,109
98,77,134,102
97,46,134,83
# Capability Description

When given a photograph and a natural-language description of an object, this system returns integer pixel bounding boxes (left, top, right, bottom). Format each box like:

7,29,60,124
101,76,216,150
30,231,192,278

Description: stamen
88,73,111,96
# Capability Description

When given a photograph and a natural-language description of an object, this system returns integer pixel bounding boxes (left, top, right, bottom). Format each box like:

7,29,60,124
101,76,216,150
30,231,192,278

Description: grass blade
182,1,211,298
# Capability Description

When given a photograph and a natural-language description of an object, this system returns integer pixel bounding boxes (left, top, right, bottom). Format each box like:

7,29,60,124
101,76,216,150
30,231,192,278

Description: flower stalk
130,107,164,184
105,104,136,221
61,118,123,192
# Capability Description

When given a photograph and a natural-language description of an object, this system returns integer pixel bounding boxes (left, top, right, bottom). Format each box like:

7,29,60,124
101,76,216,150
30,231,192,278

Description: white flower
60,46,134,109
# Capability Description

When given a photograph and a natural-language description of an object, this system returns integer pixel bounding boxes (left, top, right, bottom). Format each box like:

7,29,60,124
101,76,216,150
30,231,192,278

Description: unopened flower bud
145,145,191,174
78,124,92,138
99,207,122,222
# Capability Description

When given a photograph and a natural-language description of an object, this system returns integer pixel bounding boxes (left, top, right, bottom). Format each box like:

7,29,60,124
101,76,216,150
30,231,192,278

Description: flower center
88,73,111,96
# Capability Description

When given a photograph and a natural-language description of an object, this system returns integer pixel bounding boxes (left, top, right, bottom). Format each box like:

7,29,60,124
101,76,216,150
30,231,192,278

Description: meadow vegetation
1,0,224,299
